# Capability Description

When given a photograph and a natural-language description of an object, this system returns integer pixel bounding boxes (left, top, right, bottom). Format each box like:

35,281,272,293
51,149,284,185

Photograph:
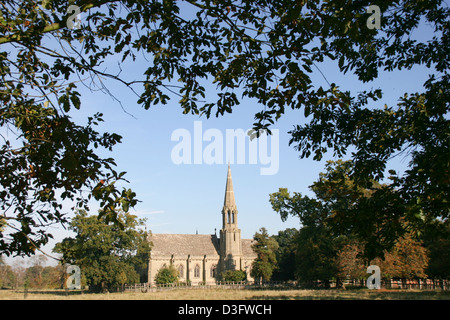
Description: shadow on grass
15,289,85,297
248,289,450,300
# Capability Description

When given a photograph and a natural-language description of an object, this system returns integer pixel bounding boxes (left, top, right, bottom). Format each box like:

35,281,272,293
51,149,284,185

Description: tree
270,160,408,261
11,261,26,289
250,227,278,282
295,225,340,288
422,220,450,279
375,234,428,280
54,209,151,292
337,234,429,283
1,0,448,257
426,238,450,279
272,228,298,281
24,254,48,288
0,256,15,288
335,240,367,284
154,264,179,285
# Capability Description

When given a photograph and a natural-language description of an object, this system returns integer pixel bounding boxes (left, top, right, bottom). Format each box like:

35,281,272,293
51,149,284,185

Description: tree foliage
271,228,298,281
154,264,179,285
270,160,413,261
54,209,151,292
250,227,278,282
0,0,448,256
373,234,429,280
221,269,246,282
270,160,437,283
426,237,450,279
0,255,65,289
336,235,429,281
0,256,16,288
294,225,339,287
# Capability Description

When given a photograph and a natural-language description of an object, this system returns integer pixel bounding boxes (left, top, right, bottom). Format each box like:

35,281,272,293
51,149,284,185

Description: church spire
222,164,238,229
223,164,236,209
220,164,242,271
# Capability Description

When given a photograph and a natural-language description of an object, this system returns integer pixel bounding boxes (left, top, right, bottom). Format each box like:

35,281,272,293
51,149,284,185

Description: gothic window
194,264,200,278
210,265,216,278
227,211,231,224
178,264,184,278
232,211,235,224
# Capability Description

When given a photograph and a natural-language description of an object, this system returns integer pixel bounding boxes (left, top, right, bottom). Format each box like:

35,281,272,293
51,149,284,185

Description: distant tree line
260,226,449,287
0,255,64,289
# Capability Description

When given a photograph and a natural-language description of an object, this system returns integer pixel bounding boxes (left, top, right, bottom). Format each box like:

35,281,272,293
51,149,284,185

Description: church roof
242,239,258,257
149,233,257,258
149,234,220,257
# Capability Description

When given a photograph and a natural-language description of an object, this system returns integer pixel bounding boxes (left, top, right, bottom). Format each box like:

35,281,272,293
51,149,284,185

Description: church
148,165,257,285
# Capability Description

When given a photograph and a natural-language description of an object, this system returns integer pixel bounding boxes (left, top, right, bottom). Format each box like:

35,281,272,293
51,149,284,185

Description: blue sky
3,5,438,266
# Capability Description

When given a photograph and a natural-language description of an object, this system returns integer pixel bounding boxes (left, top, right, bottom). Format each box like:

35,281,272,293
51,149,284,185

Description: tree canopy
270,160,405,260
53,209,151,291
154,264,179,285
1,0,448,256
250,227,278,282
270,160,445,283
271,228,298,281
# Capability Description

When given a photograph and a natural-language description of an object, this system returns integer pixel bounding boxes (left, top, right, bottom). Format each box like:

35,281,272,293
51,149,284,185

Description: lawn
1,288,449,300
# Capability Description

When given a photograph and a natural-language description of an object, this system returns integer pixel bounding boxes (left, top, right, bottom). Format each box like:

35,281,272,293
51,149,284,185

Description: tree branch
0,0,120,45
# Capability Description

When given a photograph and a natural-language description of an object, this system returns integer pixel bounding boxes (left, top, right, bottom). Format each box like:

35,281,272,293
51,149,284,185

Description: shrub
221,270,247,282
155,265,179,284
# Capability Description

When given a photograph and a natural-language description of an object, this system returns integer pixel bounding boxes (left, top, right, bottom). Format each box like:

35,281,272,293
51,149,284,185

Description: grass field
1,288,449,300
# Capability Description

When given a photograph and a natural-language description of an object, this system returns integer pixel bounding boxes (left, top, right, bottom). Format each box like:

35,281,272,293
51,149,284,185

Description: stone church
148,165,257,285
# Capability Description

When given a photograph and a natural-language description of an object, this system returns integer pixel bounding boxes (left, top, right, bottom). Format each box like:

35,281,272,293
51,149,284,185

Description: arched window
227,210,231,224
210,265,216,278
232,211,235,224
178,264,184,278
194,264,200,278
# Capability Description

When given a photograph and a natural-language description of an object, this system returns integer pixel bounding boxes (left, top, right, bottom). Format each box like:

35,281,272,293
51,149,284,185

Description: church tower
219,165,243,273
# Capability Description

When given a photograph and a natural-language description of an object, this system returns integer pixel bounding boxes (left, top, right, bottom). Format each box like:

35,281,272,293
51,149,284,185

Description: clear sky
3,5,437,267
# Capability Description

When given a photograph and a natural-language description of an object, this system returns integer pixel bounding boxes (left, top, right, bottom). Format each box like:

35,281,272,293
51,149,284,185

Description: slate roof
242,239,258,257
149,233,257,258
150,234,220,257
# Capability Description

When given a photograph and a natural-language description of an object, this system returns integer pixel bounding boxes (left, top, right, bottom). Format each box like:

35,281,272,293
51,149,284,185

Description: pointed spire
223,164,236,208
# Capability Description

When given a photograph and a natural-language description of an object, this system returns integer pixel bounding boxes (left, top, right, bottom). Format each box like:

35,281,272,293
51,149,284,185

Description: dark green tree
54,209,151,292
295,225,339,288
272,228,298,281
250,227,278,282
423,221,450,279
